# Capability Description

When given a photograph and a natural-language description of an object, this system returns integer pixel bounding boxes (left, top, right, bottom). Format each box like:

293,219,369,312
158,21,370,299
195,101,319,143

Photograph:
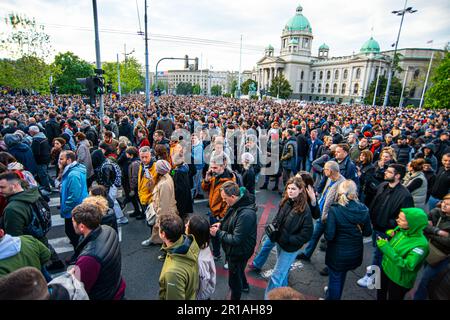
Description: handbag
426,217,449,266
265,206,289,242
145,203,157,227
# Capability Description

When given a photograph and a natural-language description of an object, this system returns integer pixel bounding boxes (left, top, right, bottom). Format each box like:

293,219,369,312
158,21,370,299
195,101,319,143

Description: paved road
45,182,387,300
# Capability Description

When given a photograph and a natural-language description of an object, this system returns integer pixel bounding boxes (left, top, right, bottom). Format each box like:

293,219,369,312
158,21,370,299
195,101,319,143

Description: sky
1,0,449,73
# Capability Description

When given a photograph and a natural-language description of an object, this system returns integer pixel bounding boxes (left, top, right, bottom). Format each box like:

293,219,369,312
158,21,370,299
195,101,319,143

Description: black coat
118,121,134,143
45,119,61,146
369,182,414,232
172,164,193,220
217,191,257,261
242,166,256,195
325,201,372,272
272,199,314,253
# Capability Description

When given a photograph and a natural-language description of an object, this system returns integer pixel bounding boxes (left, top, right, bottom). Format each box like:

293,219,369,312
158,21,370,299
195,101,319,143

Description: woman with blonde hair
324,179,372,300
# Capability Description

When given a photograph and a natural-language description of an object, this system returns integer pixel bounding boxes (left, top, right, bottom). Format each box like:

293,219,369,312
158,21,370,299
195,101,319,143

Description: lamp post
382,0,417,107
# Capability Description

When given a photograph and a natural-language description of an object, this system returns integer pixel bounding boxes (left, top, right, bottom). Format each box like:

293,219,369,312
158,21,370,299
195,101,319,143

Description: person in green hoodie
376,207,429,300
158,214,199,300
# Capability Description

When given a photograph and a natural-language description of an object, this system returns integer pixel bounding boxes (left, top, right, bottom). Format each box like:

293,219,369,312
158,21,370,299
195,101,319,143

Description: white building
255,4,443,105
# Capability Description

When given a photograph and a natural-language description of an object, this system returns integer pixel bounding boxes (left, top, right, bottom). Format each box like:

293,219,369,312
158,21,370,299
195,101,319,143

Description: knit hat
4,133,21,148
156,160,171,175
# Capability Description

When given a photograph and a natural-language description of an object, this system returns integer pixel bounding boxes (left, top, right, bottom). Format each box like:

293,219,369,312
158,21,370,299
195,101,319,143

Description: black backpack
24,197,52,238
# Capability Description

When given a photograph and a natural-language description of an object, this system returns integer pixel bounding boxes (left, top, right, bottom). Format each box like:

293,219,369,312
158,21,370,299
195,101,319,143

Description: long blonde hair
337,180,359,207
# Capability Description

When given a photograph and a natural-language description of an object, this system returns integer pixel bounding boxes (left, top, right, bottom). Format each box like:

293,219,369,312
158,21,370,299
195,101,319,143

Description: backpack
48,269,89,300
99,159,122,187
232,170,243,187
24,196,52,239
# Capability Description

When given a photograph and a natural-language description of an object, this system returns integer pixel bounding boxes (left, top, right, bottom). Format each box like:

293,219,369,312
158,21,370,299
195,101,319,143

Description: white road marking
119,226,122,242
48,237,74,254
51,214,65,227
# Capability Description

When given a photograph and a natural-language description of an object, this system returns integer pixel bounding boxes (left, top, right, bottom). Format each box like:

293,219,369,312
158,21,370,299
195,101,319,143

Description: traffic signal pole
92,0,105,134
144,0,150,108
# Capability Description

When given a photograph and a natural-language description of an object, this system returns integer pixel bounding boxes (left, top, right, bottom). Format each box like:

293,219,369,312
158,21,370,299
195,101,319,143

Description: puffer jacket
377,208,429,289
201,169,236,219
217,189,257,261
137,160,157,205
424,208,450,255
325,201,373,271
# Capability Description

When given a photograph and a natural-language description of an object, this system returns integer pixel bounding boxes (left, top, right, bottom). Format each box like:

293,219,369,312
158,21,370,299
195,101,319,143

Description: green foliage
364,76,403,106
192,84,201,95
269,75,293,99
176,82,193,95
230,80,238,95
424,51,450,109
1,13,52,59
223,93,232,98
250,94,259,100
241,79,258,95
103,57,144,94
151,81,167,91
211,85,222,96
52,52,93,94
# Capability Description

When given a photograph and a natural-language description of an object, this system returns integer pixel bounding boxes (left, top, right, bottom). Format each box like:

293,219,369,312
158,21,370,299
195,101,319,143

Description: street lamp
382,0,417,107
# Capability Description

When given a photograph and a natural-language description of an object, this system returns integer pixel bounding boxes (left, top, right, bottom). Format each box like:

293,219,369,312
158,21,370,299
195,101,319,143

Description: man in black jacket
210,181,257,300
29,126,52,193
295,125,308,172
118,116,134,144
357,163,414,288
428,153,450,210
44,112,61,147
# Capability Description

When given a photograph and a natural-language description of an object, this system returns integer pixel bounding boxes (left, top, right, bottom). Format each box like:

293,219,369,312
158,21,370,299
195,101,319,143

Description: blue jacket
307,138,323,161
317,155,359,193
192,142,204,170
60,162,88,219
8,143,38,175
325,201,372,272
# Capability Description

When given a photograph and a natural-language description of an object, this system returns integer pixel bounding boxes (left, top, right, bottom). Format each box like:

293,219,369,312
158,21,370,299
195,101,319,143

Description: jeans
427,196,440,211
265,244,301,299
282,168,293,189
296,156,304,172
371,230,388,269
300,218,325,258
37,164,51,190
305,158,313,173
109,185,124,220
228,259,249,300
326,268,348,300
253,236,276,269
413,258,449,300
208,212,222,258
191,170,203,198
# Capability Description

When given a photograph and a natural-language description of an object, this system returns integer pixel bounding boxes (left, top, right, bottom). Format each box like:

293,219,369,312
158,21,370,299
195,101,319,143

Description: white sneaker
324,286,328,296
117,217,129,225
357,274,371,288
224,262,228,270
141,238,152,247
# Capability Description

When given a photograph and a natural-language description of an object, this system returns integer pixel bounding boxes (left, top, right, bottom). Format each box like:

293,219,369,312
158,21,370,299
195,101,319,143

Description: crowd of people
0,92,448,300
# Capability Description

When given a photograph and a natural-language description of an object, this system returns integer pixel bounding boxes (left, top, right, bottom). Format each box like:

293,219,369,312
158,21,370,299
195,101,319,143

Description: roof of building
319,43,329,50
285,5,312,33
266,44,274,50
360,37,380,53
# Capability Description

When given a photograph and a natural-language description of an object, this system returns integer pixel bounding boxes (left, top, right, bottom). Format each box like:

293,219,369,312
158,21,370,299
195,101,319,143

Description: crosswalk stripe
51,214,65,227
48,237,73,254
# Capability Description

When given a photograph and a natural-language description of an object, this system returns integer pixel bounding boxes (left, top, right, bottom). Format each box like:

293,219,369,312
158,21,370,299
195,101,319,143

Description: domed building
255,4,440,105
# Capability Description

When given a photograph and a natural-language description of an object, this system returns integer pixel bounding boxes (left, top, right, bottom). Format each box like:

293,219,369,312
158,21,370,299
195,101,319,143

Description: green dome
360,37,380,53
285,5,312,33
266,44,274,50
319,43,329,50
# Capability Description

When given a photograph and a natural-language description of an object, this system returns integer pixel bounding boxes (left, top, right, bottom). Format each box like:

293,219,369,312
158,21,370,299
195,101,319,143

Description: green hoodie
3,188,42,238
377,208,429,289
159,234,199,300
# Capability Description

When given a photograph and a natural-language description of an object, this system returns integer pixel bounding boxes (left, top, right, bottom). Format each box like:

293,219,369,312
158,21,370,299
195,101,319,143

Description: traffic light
93,76,105,95
77,76,96,106
106,81,113,94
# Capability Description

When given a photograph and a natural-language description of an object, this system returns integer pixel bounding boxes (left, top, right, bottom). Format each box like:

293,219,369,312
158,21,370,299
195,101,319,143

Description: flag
427,40,433,44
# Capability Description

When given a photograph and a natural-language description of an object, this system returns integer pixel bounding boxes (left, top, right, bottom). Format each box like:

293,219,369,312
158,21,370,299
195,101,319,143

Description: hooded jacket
377,208,429,289
0,234,50,276
5,134,38,175
325,201,373,271
159,234,200,300
3,188,42,238
76,140,94,178
31,132,51,165
60,162,88,219
217,189,257,261
171,164,193,218
201,169,236,219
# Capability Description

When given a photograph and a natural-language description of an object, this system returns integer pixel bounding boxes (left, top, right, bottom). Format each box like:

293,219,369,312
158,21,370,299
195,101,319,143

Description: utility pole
49,75,53,106
399,66,409,107
92,0,104,134
372,60,382,106
237,34,242,98
419,50,434,108
117,53,121,100
144,0,150,108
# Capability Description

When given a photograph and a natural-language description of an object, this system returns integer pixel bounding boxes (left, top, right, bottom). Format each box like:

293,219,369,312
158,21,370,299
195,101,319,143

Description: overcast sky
1,0,449,73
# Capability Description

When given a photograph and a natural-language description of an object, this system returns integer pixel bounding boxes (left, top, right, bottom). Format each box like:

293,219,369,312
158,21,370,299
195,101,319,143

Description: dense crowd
0,92,448,301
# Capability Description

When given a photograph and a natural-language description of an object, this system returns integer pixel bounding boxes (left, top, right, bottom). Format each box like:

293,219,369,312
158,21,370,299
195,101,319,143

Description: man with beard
357,163,414,288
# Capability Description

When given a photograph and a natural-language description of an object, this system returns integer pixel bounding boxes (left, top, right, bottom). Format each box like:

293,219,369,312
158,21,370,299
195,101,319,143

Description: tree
269,75,292,99
176,82,193,95
211,85,222,96
151,81,167,92
230,79,238,96
103,57,144,94
241,79,258,95
0,13,52,60
364,76,403,106
192,84,201,95
52,52,93,94
424,51,450,109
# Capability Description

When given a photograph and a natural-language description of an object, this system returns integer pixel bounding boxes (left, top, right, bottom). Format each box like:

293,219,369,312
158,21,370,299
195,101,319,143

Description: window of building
343,69,348,80
304,38,309,48
325,83,329,94
409,87,416,97
312,71,316,80
299,83,303,92
413,69,420,79
341,83,346,94
334,70,339,80
353,83,359,94
311,83,315,93
327,70,331,80
318,83,322,93
300,70,304,80
319,71,323,80
356,68,361,79
333,83,337,94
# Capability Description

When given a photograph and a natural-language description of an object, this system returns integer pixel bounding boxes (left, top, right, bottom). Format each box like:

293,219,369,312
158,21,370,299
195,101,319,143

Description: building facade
255,4,443,105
